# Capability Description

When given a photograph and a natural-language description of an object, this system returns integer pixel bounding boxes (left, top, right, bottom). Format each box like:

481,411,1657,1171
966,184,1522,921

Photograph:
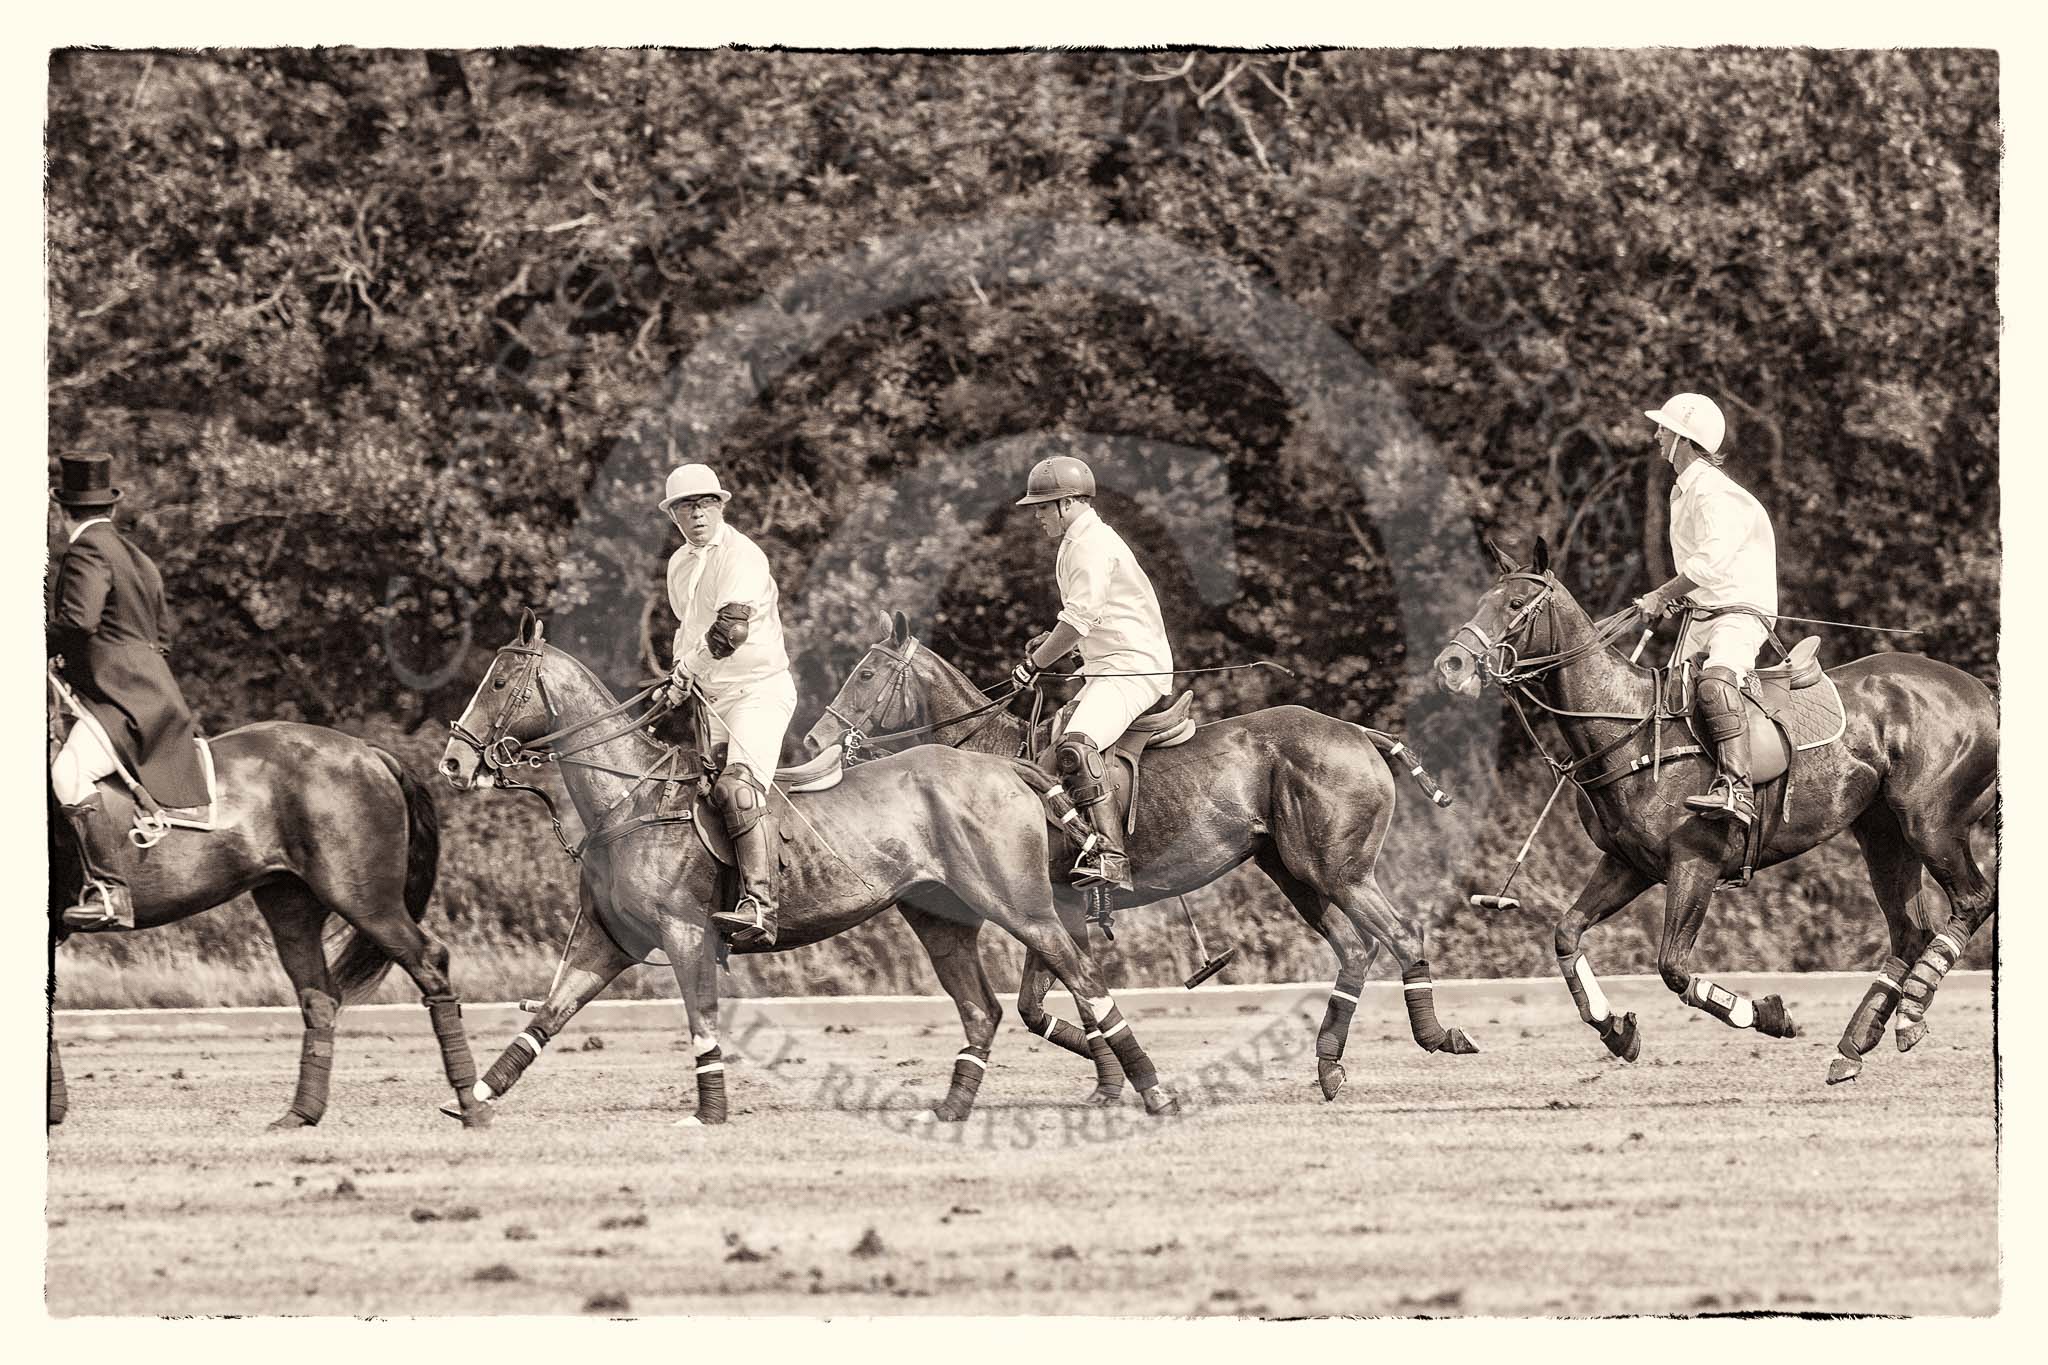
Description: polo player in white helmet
1631,392,1779,827
1012,455,1174,891
661,463,797,946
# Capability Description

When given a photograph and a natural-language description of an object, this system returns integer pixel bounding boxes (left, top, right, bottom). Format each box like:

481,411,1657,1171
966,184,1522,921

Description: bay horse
1430,539,1997,1082
805,611,1477,1105
46,710,491,1130
437,611,1180,1126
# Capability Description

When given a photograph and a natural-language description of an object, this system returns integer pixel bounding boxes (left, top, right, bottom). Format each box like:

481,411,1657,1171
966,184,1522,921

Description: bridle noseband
448,643,553,776
1444,571,1563,687
823,636,1019,762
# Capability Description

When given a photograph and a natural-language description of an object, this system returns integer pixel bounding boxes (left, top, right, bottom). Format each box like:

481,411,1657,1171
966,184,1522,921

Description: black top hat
54,452,122,509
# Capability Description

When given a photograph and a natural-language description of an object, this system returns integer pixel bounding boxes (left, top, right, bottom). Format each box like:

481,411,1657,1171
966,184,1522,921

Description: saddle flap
1125,691,1194,738
776,743,845,793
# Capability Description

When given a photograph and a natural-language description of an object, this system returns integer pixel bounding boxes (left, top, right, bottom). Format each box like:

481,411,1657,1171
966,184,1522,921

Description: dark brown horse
438,613,1180,1126
47,715,491,1129
805,611,1476,1105
1430,540,1997,1081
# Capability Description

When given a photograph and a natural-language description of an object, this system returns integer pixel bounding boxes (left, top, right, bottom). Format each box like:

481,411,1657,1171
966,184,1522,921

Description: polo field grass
47,973,1995,1317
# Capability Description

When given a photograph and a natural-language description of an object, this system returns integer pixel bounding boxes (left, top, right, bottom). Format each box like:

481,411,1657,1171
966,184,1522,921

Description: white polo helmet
1645,392,1725,455
659,463,732,511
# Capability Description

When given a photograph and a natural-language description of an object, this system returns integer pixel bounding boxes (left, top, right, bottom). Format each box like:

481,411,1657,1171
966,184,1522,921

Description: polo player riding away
1631,392,1779,828
1011,455,1174,892
47,452,211,929
661,463,797,948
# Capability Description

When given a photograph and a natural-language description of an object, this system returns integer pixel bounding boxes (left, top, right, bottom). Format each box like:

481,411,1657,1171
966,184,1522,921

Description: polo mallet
1471,772,1571,912
1179,895,1238,988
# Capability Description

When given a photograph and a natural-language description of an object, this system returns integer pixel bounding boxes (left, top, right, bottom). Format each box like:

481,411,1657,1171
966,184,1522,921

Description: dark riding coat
48,520,208,807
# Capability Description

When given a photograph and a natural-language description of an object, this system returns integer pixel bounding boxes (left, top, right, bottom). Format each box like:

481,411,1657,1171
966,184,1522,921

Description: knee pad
711,764,768,837
1055,734,1108,807
1695,668,1747,741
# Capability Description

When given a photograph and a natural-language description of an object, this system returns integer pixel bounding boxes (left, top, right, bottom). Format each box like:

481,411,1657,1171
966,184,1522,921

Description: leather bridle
822,637,1019,762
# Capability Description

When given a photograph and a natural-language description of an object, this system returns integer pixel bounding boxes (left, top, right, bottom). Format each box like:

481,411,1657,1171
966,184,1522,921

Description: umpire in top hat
48,452,207,929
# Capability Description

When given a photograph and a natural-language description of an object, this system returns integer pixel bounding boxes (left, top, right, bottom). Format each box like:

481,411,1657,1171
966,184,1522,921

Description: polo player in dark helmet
47,452,209,929
1011,455,1175,892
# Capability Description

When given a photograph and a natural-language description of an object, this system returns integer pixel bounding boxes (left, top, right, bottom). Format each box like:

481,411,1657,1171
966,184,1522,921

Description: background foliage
47,49,1998,1005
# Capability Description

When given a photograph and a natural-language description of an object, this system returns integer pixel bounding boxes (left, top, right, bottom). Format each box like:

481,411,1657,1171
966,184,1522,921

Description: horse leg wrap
1084,1027,1124,1096
1843,958,1907,1056
424,994,479,1096
286,989,340,1125
1402,962,1450,1051
482,1021,555,1099
1559,951,1612,1026
694,1046,728,1125
48,1034,68,1127
1317,989,1359,1063
1681,975,1756,1029
1899,926,1967,1024
1026,1010,1093,1059
934,1045,990,1122
1093,1007,1159,1094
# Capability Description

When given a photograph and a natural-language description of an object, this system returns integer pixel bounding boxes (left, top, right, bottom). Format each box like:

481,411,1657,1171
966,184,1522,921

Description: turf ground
45,972,1996,1317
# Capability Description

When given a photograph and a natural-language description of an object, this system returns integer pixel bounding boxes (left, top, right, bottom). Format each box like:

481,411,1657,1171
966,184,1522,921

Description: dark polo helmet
1015,455,1096,506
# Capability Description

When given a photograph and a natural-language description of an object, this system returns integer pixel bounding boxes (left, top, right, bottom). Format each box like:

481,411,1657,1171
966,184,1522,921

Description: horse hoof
1825,1054,1862,1085
1142,1087,1180,1117
675,1114,704,1127
1440,1028,1481,1056
930,1103,971,1124
460,1101,495,1131
1085,1084,1125,1107
1896,1018,1928,1053
1318,1060,1346,1101
1753,995,1799,1039
267,1113,313,1131
1601,1013,1641,1063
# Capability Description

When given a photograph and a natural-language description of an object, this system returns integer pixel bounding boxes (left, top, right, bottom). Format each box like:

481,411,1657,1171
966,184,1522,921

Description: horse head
1432,536,1572,698
441,609,556,789
805,609,933,758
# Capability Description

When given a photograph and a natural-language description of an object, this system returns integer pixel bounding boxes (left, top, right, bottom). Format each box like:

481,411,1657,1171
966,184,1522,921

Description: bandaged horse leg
899,901,1004,1122
1827,956,1908,1084
1334,874,1478,1055
252,883,345,1129
1254,849,1379,1098
1896,908,1992,1053
1659,857,1797,1039
1004,910,1176,1115
464,884,633,1113
1015,919,1125,1105
1554,853,1655,1060
659,903,729,1126
48,1033,68,1128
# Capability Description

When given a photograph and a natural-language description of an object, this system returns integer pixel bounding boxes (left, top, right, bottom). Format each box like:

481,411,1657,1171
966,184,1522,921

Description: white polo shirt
668,524,790,691
1055,507,1172,675
1670,461,1778,619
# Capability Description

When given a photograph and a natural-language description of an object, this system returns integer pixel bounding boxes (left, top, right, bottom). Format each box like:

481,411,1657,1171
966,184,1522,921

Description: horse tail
330,746,443,1002
1358,727,1454,809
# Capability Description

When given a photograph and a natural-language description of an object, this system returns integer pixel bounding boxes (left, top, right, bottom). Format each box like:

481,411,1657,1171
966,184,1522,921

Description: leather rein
446,642,691,860
822,638,1021,763
1443,571,1678,791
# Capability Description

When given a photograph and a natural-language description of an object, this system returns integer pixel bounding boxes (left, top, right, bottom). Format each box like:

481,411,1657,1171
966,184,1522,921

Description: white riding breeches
701,671,798,785
1066,673,1170,752
1681,611,1771,682
51,715,119,807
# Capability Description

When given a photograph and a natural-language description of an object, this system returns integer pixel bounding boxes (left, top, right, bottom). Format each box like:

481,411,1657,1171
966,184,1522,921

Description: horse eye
858,668,874,681
491,677,507,690
1508,597,1525,610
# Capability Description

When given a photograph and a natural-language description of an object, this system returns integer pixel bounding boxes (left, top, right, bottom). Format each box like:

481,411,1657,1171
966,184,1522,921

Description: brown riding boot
1685,667,1758,827
1056,733,1133,891
60,796,135,930
707,767,779,948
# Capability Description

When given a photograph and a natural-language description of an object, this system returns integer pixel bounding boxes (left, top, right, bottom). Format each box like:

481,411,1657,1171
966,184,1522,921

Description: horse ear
1532,537,1552,574
891,610,910,645
1483,536,1519,576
